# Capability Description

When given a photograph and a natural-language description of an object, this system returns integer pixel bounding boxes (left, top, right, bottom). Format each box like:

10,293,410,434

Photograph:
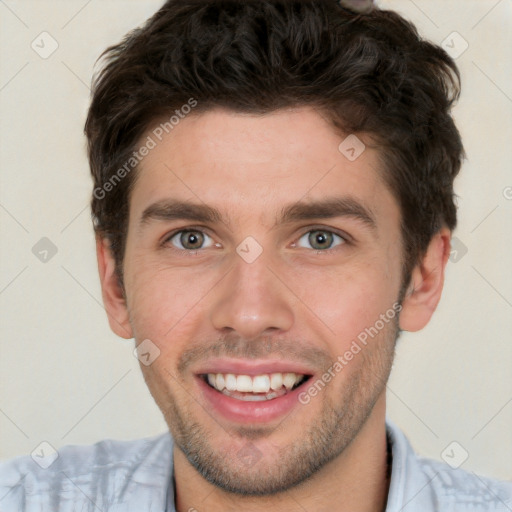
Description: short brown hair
85,0,464,291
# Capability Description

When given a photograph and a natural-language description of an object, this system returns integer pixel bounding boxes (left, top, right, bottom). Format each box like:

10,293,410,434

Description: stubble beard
150,318,400,496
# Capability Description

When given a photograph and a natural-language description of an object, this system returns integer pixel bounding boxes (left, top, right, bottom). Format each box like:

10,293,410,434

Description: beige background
1,0,511,481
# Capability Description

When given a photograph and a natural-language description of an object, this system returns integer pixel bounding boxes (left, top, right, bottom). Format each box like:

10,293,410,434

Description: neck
173,395,390,512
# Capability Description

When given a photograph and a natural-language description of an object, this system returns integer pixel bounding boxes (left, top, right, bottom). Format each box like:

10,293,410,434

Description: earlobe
398,228,451,332
96,236,133,339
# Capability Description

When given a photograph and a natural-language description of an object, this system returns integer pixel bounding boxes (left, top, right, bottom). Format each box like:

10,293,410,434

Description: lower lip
196,376,310,424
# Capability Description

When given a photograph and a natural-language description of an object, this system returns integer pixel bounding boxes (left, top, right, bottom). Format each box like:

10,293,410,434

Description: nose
209,248,295,340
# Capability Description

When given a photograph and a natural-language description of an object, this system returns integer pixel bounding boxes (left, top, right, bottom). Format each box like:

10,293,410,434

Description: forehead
129,107,398,230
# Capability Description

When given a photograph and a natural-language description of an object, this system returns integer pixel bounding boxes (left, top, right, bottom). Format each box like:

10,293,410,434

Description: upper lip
195,358,315,377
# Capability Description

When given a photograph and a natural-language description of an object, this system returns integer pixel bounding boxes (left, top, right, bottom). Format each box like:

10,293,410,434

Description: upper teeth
206,372,304,393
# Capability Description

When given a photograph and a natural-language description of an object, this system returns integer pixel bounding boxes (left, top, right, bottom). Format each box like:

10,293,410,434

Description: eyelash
161,226,351,255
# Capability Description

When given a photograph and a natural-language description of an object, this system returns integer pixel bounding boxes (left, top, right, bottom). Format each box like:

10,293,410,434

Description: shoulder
418,455,512,510
386,419,512,512
0,432,173,511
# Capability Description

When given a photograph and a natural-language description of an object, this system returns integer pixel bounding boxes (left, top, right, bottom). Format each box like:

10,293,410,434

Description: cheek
125,260,213,344
292,256,399,348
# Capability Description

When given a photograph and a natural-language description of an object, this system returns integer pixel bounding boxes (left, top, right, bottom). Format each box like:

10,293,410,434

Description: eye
295,229,346,251
166,230,215,251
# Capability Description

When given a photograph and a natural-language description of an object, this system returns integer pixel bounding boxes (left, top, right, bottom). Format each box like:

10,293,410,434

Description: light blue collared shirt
1,420,511,511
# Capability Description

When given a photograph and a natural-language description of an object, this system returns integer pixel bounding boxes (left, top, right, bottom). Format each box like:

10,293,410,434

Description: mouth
195,362,315,424
201,372,311,401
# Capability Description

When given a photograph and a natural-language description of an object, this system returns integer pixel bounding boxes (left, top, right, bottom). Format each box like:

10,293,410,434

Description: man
1,0,510,510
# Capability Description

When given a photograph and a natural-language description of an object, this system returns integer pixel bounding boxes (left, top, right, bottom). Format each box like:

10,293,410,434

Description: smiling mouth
201,372,312,401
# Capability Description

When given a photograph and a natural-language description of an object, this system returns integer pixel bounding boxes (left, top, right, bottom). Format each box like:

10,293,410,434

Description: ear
399,227,451,332
96,235,133,339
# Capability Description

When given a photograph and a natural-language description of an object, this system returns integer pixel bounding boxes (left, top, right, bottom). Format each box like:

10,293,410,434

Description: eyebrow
138,196,377,233
278,197,377,231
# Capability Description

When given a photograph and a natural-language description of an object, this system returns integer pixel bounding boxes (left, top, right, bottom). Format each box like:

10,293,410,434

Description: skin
97,107,451,512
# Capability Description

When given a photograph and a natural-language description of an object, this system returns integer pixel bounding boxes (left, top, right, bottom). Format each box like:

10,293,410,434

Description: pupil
183,231,202,249
310,231,331,249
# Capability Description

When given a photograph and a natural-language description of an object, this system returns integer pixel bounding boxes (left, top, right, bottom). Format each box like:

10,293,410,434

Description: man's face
121,107,404,494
